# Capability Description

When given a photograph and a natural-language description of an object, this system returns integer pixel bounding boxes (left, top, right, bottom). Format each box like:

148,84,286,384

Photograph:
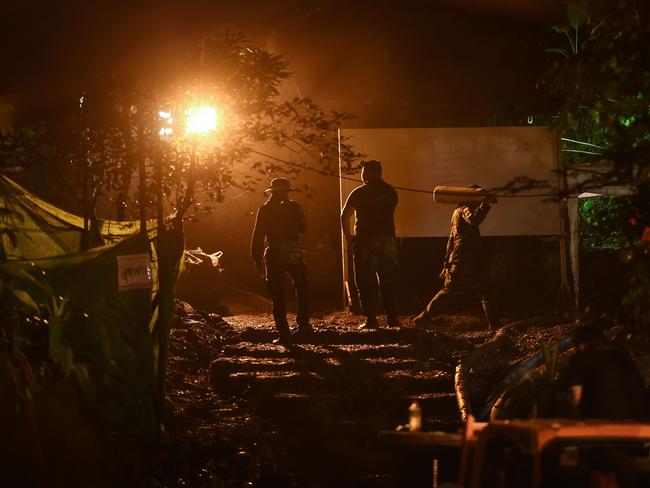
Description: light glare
185,105,218,135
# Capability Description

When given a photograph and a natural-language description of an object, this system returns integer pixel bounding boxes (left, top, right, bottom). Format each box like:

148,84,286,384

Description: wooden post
556,135,574,314
338,129,361,313
138,121,148,238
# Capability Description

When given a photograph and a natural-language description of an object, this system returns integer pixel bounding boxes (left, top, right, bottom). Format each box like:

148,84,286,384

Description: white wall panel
339,127,560,237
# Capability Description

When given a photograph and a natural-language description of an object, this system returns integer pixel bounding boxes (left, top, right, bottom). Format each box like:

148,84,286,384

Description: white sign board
339,127,560,237
117,253,153,291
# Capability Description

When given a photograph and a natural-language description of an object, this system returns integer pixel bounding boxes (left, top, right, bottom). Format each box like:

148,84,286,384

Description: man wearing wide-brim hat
251,177,311,345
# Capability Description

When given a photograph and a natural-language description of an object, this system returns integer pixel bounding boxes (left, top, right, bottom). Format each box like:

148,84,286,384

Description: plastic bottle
409,401,422,432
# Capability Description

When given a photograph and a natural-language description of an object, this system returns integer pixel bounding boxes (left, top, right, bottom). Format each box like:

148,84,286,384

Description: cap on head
360,160,382,183
360,159,382,172
265,177,294,194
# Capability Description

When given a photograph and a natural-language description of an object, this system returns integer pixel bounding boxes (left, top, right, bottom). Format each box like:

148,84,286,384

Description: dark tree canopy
1,32,360,240
544,0,650,324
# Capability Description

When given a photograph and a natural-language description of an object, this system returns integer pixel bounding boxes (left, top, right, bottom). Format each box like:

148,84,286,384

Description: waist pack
267,241,304,264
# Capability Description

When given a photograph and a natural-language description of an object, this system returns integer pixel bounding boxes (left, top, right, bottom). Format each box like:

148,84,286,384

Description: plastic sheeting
0,175,183,435
0,176,148,259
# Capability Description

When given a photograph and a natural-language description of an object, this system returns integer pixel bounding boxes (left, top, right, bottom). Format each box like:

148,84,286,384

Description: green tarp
0,175,147,259
0,175,181,435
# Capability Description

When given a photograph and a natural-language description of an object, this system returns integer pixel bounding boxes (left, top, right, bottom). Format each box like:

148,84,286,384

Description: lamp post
184,105,218,135
179,104,220,213
155,102,218,430
157,103,219,217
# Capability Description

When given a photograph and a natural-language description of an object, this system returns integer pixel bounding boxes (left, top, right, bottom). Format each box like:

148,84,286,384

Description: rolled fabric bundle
433,185,493,204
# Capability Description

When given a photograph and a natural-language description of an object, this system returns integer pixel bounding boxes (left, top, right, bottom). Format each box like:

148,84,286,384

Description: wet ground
160,300,576,487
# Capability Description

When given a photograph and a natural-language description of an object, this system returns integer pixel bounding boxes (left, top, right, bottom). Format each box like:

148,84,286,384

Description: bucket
433,186,492,204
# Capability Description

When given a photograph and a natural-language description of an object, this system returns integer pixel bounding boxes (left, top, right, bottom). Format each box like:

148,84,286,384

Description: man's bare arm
340,196,356,241
250,208,265,270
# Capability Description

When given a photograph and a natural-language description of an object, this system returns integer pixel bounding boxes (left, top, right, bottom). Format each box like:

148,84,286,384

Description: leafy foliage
0,262,75,414
2,32,361,230
0,194,84,396
541,0,650,325
547,1,592,58
545,1,650,181
0,183,157,438
3,32,356,438
579,196,626,250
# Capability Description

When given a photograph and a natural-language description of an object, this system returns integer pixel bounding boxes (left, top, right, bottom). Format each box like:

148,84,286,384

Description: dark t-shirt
345,180,398,239
251,197,305,264
568,346,647,420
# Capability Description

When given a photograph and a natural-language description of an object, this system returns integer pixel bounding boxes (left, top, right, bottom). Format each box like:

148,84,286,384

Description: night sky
2,0,565,126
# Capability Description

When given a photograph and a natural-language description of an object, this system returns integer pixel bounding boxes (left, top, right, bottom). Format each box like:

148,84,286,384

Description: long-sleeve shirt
443,202,491,270
250,196,306,266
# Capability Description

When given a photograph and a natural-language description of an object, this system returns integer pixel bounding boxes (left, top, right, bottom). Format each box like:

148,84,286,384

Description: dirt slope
161,302,568,486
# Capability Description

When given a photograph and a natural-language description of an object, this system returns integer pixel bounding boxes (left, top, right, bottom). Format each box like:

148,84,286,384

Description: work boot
297,322,313,334
358,316,379,330
272,324,293,346
487,320,500,332
481,299,498,332
387,314,401,327
412,311,431,328
272,334,293,347
292,323,313,342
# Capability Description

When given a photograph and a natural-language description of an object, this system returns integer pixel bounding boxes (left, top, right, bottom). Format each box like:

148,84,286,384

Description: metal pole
338,128,347,308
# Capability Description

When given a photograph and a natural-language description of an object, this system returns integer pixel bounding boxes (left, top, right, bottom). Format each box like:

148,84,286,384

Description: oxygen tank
433,185,495,204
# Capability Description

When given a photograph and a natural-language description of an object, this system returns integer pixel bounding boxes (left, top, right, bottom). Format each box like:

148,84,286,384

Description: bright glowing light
185,105,218,135
158,110,174,139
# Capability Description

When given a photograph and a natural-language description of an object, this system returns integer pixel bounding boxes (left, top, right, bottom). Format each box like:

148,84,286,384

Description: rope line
249,150,559,198
339,172,557,198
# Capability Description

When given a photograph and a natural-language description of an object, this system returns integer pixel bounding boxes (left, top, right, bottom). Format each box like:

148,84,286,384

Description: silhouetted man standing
341,160,400,329
251,178,310,346
413,186,497,329
568,325,647,420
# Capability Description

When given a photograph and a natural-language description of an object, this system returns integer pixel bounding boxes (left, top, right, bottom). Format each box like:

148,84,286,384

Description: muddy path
161,302,567,487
